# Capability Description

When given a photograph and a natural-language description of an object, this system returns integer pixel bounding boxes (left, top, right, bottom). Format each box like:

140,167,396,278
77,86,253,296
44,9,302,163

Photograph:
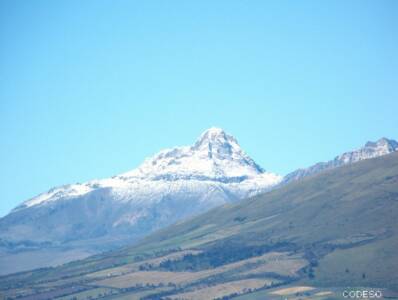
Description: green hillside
1,152,398,300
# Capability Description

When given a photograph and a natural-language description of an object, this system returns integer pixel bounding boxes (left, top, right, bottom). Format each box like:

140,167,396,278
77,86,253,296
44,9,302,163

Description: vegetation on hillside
1,152,398,299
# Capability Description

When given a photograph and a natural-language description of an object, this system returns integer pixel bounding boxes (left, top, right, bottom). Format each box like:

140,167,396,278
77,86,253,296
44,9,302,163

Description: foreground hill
1,151,398,299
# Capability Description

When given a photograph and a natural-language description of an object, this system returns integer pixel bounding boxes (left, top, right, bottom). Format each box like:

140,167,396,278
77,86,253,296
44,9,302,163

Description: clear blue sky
1,0,397,217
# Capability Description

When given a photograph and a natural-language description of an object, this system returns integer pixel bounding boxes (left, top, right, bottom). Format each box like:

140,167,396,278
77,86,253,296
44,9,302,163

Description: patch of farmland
270,285,315,295
168,278,274,300
85,249,202,279
55,287,116,300
239,253,307,277
91,252,305,289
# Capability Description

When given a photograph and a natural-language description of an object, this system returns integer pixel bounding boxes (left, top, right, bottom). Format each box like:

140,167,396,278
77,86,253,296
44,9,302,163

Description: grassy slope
132,150,398,248
122,151,398,289
1,152,398,298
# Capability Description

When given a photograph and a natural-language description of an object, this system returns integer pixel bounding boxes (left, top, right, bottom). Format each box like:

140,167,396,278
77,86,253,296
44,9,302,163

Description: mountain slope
2,152,397,299
283,137,398,184
0,128,281,275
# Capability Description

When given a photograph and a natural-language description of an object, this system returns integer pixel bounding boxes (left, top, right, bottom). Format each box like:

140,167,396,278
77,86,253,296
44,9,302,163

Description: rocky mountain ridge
283,137,398,183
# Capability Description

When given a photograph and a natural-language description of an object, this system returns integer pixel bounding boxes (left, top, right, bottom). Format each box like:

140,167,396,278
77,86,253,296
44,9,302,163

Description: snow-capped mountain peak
193,127,238,153
16,128,281,210
2,129,281,267
122,127,267,181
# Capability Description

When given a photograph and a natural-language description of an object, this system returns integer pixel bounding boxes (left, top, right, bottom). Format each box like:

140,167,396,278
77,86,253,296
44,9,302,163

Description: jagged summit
336,137,398,164
123,128,267,180
193,127,237,150
365,137,397,148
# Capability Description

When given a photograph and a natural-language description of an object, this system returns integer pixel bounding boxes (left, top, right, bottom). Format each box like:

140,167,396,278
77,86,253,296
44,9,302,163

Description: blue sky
1,0,397,217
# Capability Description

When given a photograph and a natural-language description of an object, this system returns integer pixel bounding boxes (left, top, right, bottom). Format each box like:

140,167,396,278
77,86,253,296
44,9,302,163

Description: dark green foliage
308,267,315,279
159,242,296,271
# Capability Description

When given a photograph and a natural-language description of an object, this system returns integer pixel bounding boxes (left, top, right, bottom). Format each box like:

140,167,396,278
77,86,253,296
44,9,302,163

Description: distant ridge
282,137,398,184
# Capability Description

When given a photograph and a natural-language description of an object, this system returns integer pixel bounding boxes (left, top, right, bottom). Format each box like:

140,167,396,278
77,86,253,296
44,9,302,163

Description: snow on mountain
337,137,398,163
283,137,398,184
0,128,281,272
15,127,280,211
123,127,266,180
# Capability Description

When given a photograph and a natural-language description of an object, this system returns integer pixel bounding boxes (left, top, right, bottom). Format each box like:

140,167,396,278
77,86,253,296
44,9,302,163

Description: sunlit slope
138,151,398,250
128,151,398,287
1,152,397,299
86,150,398,291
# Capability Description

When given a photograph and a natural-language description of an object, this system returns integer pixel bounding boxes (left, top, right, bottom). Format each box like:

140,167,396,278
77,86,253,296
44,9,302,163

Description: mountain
283,137,398,184
2,151,397,300
0,128,281,275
